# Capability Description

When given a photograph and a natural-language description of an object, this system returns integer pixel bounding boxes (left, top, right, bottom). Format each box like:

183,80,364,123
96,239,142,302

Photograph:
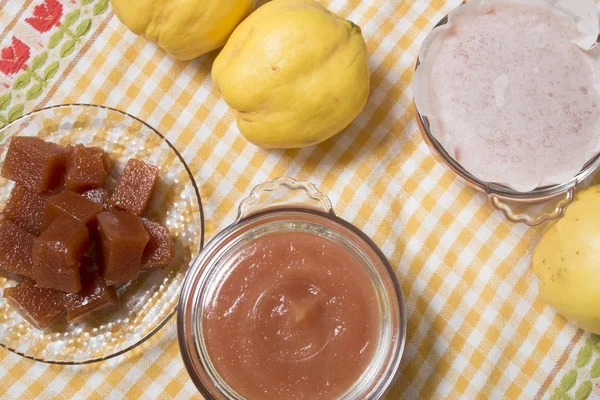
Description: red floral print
25,0,63,33
0,37,30,76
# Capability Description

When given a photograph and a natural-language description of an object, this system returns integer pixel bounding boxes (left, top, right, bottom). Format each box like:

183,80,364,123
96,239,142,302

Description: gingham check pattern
1,0,598,399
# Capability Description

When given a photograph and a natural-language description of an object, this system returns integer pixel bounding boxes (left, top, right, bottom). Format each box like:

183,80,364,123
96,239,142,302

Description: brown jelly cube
87,146,111,171
110,159,159,216
4,279,66,329
1,137,67,192
69,146,110,171
97,211,149,286
33,216,90,293
3,184,50,236
43,191,103,231
81,187,111,210
141,218,173,270
64,268,118,323
0,219,36,280
64,145,107,192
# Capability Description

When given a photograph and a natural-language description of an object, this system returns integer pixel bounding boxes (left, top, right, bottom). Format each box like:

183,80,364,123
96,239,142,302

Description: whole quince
533,186,600,334
111,0,254,60
212,0,370,148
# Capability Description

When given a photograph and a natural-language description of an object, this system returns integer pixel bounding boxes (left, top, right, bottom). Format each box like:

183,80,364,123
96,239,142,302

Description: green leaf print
63,10,81,28
560,370,578,391
574,381,592,400
13,73,31,90
0,93,11,111
30,52,48,71
591,334,600,345
60,39,77,58
93,0,109,16
80,0,94,4
26,83,43,101
7,104,24,123
591,358,600,379
75,19,92,37
43,62,60,81
576,343,593,367
49,30,64,49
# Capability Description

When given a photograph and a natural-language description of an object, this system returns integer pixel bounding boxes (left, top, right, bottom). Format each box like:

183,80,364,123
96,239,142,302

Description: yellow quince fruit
111,0,255,60
533,186,600,334
212,0,370,148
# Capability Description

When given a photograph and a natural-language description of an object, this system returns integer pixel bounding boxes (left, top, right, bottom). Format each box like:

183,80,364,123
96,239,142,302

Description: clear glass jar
178,177,406,399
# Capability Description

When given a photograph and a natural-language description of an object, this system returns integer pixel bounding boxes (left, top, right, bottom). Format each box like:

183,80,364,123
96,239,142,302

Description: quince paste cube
64,265,118,323
4,279,66,329
33,216,90,293
65,145,107,192
1,137,67,193
0,219,36,280
43,191,103,232
110,159,159,216
96,211,149,286
3,184,50,236
141,218,173,270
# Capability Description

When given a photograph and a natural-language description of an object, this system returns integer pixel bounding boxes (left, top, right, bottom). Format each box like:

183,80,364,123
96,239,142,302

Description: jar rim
178,207,407,400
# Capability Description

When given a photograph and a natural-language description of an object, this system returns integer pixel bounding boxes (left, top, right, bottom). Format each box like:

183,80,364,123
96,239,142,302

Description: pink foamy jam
426,2,600,191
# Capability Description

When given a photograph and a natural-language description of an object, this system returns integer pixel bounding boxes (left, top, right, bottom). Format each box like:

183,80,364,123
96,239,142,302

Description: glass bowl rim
0,103,205,365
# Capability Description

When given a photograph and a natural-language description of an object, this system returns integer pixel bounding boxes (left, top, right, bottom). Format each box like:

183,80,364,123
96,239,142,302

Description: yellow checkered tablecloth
1,0,600,398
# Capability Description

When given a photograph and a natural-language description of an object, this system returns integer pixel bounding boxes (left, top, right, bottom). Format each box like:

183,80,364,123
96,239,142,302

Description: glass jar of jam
178,177,406,399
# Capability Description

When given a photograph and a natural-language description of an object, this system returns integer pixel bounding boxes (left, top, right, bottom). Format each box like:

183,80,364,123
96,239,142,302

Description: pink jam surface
428,2,600,190
203,231,380,400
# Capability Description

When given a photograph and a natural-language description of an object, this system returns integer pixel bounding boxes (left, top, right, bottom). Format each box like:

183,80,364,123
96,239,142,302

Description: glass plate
0,104,204,364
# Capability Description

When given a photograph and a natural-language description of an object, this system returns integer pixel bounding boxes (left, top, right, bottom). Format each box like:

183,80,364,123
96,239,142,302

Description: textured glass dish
0,104,204,364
